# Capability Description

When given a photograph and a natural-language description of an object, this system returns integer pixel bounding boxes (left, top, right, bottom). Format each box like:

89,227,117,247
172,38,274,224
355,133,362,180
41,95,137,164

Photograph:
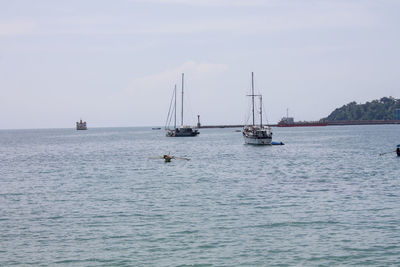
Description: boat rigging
242,72,273,145
165,73,199,137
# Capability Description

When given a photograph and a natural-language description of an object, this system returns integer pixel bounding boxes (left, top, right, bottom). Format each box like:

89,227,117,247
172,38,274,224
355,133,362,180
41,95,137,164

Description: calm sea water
0,125,399,266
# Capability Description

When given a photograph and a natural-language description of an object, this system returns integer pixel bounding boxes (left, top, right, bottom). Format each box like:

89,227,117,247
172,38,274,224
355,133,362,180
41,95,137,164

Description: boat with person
379,145,400,156
242,72,272,145
76,119,87,130
165,73,199,137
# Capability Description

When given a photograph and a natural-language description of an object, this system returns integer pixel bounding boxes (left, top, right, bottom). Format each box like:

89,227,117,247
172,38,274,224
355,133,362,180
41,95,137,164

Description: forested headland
323,97,400,121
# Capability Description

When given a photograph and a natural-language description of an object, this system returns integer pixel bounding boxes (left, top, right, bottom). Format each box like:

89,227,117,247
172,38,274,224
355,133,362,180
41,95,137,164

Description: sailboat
242,72,272,145
165,73,199,137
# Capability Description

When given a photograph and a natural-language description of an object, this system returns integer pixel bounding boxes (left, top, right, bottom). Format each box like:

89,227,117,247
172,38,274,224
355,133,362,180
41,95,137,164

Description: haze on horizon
1,0,399,129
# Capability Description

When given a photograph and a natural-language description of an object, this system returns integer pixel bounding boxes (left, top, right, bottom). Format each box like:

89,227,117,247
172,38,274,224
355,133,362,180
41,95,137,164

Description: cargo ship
277,117,327,127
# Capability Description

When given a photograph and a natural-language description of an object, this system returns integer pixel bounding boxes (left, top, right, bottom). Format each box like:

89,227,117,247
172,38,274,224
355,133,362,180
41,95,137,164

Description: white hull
242,125,273,145
243,135,272,145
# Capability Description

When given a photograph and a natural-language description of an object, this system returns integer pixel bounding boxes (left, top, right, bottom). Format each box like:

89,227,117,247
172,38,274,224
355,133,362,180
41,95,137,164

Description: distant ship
165,73,199,137
76,119,87,130
242,72,272,145
277,117,328,127
277,109,327,127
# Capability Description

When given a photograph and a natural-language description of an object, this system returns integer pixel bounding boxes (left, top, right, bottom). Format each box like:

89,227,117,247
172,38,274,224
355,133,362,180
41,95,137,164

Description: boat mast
174,84,177,129
260,95,263,127
181,73,184,126
251,72,255,126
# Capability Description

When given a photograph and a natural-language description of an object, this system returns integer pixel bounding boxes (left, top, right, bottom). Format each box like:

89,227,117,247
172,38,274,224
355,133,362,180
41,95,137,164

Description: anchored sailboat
243,72,272,145
165,73,199,137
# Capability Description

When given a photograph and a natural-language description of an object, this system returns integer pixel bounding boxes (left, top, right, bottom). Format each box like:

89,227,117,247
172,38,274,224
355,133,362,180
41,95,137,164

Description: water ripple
0,126,399,265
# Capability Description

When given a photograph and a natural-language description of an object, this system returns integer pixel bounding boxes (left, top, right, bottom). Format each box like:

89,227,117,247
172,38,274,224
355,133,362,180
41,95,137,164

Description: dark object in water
397,145,400,156
152,127,161,130
271,141,284,145
163,154,172,162
148,154,190,162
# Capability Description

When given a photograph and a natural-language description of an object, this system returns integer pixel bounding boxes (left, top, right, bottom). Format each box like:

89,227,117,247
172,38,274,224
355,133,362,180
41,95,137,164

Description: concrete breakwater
199,124,277,128
199,120,400,128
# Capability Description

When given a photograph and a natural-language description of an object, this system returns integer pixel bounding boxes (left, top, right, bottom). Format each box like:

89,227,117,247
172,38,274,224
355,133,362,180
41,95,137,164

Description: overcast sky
1,0,399,129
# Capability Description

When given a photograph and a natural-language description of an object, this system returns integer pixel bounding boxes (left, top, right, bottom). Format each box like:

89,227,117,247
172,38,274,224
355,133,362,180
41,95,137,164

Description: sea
0,125,399,266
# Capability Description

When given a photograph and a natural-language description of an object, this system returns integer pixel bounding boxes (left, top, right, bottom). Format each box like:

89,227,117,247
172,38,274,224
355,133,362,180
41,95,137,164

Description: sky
1,0,400,129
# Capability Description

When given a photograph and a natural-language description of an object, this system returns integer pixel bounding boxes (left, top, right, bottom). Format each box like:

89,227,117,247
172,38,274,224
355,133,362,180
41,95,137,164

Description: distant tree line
322,97,400,121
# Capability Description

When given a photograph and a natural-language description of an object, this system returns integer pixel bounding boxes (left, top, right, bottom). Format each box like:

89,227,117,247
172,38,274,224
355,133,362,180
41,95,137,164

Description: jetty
198,120,400,129
199,124,277,128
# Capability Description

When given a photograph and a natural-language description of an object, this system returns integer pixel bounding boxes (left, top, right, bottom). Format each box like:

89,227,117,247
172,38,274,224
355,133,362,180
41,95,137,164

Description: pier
199,124,277,128
199,120,400,128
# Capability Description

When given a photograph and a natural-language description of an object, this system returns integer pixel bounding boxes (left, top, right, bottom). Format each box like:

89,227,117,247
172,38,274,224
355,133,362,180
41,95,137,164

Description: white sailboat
165,73,199,137
243,72,272,145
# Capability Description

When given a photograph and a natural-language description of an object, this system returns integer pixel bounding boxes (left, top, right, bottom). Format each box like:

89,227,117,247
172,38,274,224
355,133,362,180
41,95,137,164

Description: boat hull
243,136,272,145
242,126,272,145
166,128,199,137
166,132,199,137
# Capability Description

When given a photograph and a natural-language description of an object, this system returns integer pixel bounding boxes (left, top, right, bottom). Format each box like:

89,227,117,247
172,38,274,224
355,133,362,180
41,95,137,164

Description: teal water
0,125,399,266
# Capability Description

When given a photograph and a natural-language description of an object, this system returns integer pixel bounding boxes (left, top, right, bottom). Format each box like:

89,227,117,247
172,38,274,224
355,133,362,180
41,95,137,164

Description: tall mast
181,73,184,126
246,72,260,127
251,72,255,126
260,95,263,127
174,84,177,129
